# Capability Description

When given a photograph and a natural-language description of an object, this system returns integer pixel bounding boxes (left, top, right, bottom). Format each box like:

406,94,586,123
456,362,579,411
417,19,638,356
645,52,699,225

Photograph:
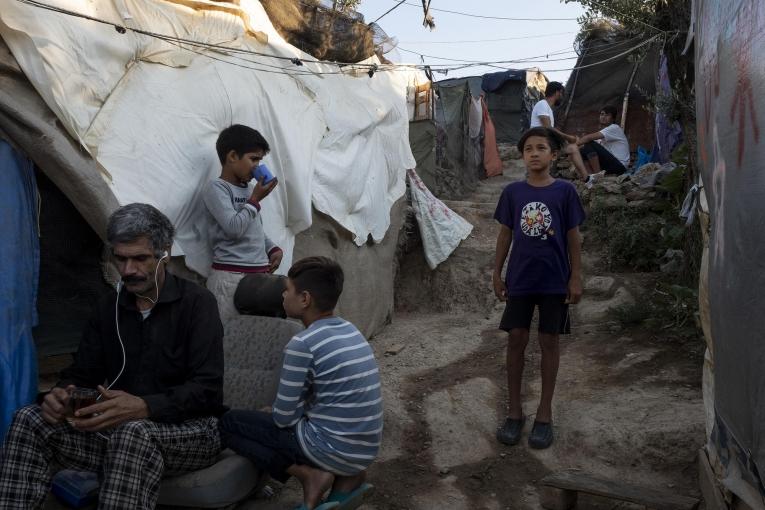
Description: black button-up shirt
58,273,225,423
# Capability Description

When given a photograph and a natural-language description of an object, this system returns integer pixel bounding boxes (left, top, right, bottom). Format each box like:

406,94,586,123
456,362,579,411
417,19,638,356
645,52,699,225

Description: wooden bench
539,471,700,510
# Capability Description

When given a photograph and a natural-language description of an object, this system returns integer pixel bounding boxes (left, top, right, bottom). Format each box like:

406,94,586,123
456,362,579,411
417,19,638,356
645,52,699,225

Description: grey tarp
423,77,483,199
481,69,547,145
696,0,765,505
408,119,437,191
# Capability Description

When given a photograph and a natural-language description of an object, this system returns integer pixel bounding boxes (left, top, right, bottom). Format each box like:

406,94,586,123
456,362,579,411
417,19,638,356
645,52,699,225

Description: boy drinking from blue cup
202,124,283,321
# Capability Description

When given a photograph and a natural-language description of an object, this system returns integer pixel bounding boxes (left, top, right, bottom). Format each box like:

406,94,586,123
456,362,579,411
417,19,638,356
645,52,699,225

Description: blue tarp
0,139,39,441
480,69,527,93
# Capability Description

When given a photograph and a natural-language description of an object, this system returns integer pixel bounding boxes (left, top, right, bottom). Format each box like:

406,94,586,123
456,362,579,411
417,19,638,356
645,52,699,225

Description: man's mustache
123,276,147,284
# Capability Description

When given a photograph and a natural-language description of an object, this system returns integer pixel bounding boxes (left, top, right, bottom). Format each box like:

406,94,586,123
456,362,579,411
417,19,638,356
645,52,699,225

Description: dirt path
250,160,706,509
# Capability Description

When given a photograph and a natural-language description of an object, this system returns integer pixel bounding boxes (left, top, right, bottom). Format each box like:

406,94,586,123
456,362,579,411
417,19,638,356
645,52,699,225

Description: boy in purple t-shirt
492,127,585,449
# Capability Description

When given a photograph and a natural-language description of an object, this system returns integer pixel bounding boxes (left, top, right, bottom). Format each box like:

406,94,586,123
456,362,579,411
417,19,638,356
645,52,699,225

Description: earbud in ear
163,251,169,259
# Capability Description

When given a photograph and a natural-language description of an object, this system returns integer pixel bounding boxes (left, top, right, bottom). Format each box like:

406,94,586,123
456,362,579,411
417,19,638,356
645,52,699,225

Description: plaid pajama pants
0,405,221,510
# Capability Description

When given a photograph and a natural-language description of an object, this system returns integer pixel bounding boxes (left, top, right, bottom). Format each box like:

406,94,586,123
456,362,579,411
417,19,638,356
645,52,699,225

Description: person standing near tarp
0,140,39,443
202,125,283,322
530,82,593,185
575,105,630,176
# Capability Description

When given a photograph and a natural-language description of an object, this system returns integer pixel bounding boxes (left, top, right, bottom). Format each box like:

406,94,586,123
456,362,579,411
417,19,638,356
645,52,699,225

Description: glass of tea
66,388,100,418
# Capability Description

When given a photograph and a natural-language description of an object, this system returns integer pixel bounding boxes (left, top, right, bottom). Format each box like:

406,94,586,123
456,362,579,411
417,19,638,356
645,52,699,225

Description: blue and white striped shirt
272,317,383,475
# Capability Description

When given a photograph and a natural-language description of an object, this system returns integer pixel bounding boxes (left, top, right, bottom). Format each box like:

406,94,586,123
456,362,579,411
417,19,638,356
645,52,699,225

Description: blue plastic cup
252,163,276,184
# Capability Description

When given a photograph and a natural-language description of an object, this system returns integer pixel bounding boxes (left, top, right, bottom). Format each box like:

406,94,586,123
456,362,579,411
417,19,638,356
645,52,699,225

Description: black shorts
579,141,627,175
499,294,571,334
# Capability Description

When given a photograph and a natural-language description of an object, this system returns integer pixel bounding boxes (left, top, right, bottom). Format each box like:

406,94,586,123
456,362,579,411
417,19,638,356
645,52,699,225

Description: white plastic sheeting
407,169,473,269
0,0,419,275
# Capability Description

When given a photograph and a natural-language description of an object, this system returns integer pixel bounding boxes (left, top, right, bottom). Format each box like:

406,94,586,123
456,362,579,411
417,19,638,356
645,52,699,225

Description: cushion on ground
158,316,304,507
157,449,260,507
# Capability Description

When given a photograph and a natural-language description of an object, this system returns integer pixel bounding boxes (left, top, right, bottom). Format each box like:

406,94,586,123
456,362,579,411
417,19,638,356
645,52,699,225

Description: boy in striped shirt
220,256,382,510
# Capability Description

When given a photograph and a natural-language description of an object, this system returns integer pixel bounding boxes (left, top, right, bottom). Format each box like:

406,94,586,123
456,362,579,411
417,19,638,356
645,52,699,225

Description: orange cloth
482,96,502,177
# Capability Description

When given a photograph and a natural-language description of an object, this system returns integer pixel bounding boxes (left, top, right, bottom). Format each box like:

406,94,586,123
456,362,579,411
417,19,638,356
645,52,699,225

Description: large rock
576,286,635,323
584,276,616,296
292,198,407,338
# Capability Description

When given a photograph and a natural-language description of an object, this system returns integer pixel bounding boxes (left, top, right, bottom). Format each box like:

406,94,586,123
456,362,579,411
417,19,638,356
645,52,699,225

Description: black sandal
496,416,526,445
528,421,554,449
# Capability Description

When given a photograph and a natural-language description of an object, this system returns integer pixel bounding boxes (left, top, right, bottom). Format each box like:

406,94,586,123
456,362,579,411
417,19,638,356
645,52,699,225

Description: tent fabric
559,29,658,152
695,0,765,504
431,78,483,198
408,120,437,192
480,69,527,93
482,97,502,178
654,53,683,164
0,38,118,239
407,169,473,269
482,69,546,144
0,139,39,441
0,0,420,277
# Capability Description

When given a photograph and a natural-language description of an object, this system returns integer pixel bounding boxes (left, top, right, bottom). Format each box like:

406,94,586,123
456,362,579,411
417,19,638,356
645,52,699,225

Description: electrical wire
13,0,660,77
16,0,387,71
396,33,654,66
372,0,406,24
400,31,581,44
540,33,660,72
389,1,581,21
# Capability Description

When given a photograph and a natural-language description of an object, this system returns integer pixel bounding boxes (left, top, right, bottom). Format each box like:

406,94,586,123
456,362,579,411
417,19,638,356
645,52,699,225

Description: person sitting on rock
219,256,381,510
0,203,226,509
492,127,585,449
530,81,593,185
202,124,282,322
576,105,631,177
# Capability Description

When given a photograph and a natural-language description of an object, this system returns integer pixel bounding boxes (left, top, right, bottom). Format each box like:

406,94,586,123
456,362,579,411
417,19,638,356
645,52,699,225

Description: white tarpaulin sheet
0,0,419,275
407,169,473,269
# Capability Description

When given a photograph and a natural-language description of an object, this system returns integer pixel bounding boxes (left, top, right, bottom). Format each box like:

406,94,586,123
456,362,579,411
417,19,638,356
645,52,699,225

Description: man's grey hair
106,203,175,255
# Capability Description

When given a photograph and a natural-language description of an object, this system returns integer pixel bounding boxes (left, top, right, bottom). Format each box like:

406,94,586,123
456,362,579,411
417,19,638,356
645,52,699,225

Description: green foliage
655,164,686,199
610,282,699,338
586,207,684,271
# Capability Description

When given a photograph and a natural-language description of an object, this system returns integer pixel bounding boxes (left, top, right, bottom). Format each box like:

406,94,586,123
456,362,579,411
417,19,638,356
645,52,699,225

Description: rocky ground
247,158,706,509
41,157,705,510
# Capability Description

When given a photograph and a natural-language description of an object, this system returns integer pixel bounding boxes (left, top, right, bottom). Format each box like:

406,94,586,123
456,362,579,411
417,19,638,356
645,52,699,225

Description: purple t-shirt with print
494,179,585,296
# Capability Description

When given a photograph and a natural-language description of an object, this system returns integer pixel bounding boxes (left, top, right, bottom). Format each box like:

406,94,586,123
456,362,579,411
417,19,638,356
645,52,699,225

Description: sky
356,0,587,84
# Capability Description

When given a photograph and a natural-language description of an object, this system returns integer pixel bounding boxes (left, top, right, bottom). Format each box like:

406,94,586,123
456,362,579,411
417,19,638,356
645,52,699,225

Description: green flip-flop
324,483,374,510
293,501,340,510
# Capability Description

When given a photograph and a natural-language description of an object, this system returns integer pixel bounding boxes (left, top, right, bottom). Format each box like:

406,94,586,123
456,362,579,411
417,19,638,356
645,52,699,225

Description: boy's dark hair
288,256,344,312
517,127,562,153
601,105,618,120
216,124,270,164
544,81,565,98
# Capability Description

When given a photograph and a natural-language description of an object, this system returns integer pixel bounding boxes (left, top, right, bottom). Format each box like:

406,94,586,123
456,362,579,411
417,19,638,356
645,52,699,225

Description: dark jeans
579,141,627,175
219,410,313,483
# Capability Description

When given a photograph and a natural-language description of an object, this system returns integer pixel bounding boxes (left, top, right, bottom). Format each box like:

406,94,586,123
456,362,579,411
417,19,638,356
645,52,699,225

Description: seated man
530,81,592,184
202,124,282,322
577,105,631,176
220,256,381,510
0,203,226,510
